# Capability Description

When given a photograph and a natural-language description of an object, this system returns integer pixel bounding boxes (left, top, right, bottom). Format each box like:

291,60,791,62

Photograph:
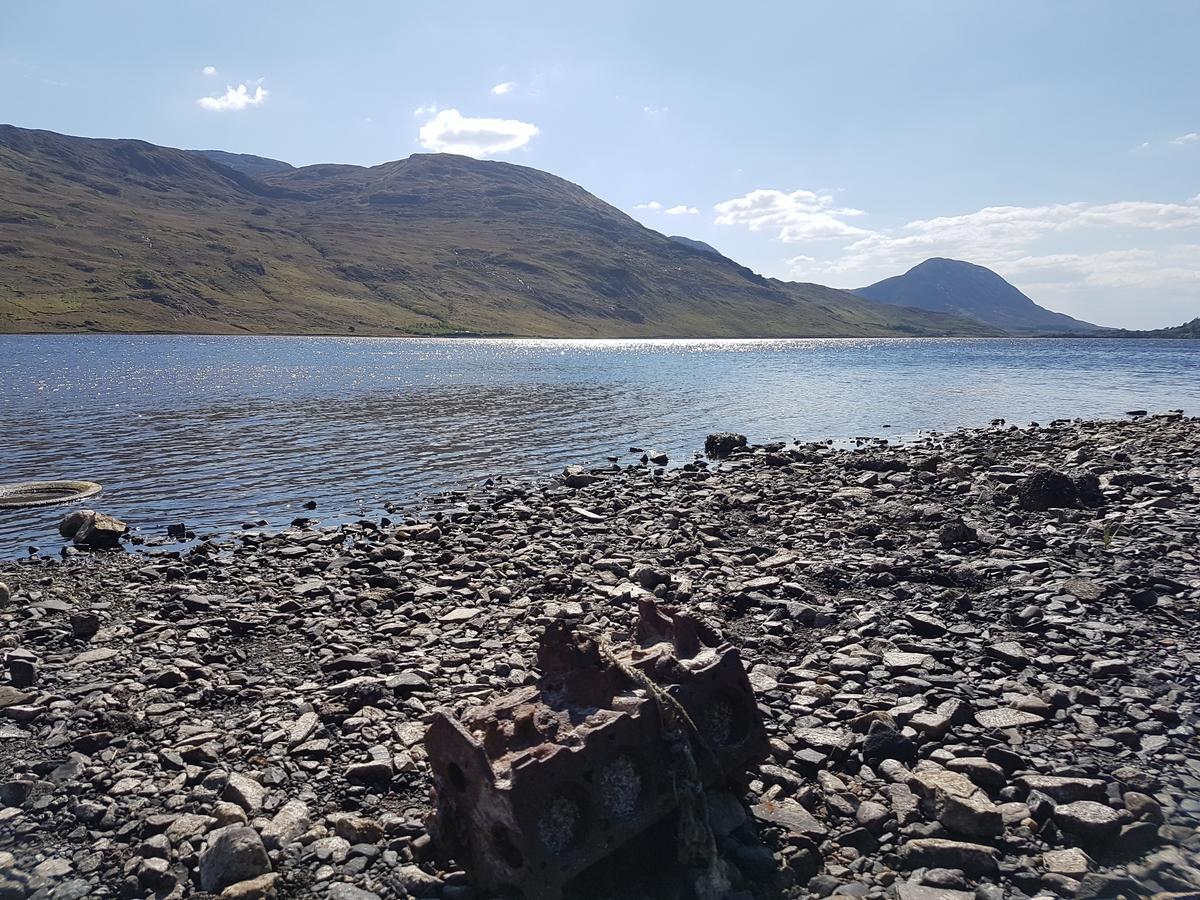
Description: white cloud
491,81,515,95
772,192,1200,326
198,83,268,112
1169,132,1199,146
413,104,439,117
1004,245,1200,290
665,204,699,215
643,105,669,115
417,108,539,158
714,188,870,241
201,65,217,76
634,201,662,210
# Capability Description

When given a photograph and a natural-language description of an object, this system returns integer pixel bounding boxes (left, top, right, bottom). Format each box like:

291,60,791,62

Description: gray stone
223,774,266,813
908,767,1003,838
199,826,271,893
1052,800,1122,842
1043,847,1091,878
974,708,1044,729
262,800,310,850
899,838,998,875
751,797,828,839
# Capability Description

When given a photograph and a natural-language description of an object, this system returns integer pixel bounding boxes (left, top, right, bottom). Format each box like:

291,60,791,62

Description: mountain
1095,318,1200,339
0,125,999,337
855,258,1099,334
1143,318,1200,338
669,235,723,258
190,149,295,178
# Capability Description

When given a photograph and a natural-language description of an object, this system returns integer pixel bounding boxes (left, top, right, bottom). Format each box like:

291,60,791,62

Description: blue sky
2,1,1198,328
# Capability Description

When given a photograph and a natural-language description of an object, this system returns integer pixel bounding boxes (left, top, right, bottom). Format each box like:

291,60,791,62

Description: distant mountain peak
855,257,1099,333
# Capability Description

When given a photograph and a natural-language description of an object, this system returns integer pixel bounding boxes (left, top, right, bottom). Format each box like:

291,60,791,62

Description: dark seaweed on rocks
1,415,1198,899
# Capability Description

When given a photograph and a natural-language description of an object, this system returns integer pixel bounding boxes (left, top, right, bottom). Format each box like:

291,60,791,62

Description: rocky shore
1,414,1198,900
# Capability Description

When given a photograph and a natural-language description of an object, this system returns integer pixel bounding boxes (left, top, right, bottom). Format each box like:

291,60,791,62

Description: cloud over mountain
417,109,538,158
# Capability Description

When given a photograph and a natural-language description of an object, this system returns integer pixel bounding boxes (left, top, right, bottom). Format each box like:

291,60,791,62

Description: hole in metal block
491,823,525,869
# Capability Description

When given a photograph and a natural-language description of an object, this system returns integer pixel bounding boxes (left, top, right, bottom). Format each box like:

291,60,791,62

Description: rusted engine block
424,598,768,899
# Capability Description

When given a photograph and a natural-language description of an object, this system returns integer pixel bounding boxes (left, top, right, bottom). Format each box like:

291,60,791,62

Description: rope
598,636,730,900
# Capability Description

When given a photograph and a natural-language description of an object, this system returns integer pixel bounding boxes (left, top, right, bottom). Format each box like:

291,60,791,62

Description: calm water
1,336,1197,558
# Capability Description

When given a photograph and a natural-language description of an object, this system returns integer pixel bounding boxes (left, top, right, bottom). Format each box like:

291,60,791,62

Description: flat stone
328,886,383,900
974,708,1044,729
67,648,119,666
792,726,854,757
751,797,828,839
1063,577,1106,601
1053,800,1123,842
1015,774,1106,803
896,885,974,900
899,838,998,876
986,641,1030,666
1043,847,1091,878
0,687,34,708
286,711,320,746
220,873,279,899
883,651,933,672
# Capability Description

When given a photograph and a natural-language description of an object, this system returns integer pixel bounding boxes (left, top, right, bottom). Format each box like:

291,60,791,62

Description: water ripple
1,336,1197,556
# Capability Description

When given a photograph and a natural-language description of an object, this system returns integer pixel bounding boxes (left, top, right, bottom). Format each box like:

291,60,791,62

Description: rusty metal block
424,598,768,899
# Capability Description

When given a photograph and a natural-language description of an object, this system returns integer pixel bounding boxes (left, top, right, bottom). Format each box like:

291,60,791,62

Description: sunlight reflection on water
1,335,1197,556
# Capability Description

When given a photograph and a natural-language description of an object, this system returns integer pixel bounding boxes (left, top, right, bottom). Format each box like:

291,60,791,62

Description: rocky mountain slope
0,125,998,338
856,259,1099,334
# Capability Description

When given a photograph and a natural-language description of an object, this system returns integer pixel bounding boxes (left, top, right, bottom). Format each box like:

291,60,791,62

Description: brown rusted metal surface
424,598,768,899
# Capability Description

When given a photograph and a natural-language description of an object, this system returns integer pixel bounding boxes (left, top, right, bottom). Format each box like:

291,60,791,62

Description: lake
2,335,1197,558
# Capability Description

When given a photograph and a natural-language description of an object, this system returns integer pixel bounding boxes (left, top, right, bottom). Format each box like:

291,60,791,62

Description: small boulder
561,466,598,489
1015,470,1077,510
59,509,94,538
705,432,747,459
199,826,271,894
937,520,977,545
64,510,128,550
1052,800,1122,842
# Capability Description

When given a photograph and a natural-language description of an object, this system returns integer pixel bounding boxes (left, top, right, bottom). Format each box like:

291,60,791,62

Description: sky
2,1,1198,328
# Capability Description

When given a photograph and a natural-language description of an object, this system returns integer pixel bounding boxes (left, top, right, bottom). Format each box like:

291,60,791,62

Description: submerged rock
705,431,747,458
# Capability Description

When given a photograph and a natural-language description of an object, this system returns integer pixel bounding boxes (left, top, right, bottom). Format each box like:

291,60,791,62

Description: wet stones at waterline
57,508,129,551
0,414,1197,899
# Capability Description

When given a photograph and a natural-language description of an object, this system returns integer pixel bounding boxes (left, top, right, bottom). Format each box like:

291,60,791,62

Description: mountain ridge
0,124,997,337
855,257,1100,334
